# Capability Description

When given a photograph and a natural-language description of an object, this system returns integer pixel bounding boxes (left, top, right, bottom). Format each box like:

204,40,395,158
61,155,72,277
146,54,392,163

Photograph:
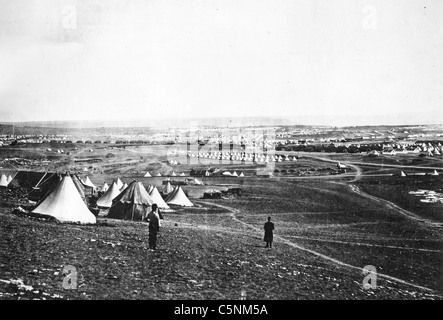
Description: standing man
263,216,275,249
145,203,160,251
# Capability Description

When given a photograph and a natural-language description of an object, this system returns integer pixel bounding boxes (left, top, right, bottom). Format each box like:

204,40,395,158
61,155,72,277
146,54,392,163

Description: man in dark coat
145,203,160,250
264,216,275,248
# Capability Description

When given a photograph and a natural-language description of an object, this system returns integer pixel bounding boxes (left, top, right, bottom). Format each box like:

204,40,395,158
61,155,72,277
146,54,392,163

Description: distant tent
156,173,162,177
102,182,109,192
115,178,124,189
163,181,174,194
239,172,245,177
32,175,96,224
400,171,407,177
96,182,121,208
165,186,194,207
120,183,128,191
430,170,439,176
337,162,347,169
144,172,151,177
232,171,238,177
107,180,154,221
171,171,177,176
149,187,170,209
194,178,204,185
83,176,96,189
0,174,8,187
222,171,232,176
180,172,186,177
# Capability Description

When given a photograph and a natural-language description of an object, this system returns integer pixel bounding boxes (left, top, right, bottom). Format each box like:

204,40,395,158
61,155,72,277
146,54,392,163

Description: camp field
1,170,442,300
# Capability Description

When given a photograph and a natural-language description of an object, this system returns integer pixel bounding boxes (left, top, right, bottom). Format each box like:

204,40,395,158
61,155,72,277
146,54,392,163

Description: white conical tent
138,182,152,200
0,174,8,187
180,172,186,177
102,182,109,192
239,172,245,177
194,178,203,185
400,171,406,177
156,173,162,177
144,172,151,177
32,175,96,224
120,183,128,191
83,176,96,189
165,186,194,207
163,181,174,194
149,187,170,209
96,182,121,208
171,171,177,176
232,171,238,177
115,178,123,189
430,170,439,176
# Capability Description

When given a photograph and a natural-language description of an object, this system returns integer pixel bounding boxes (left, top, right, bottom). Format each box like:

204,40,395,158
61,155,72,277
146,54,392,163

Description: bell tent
165,186,194,207
107,180,154,221
32,175,96,224
163,181,174,195
96,182,121,208
148,186,170,209
101,182,109,192
115,178,124,189
83,176,96,189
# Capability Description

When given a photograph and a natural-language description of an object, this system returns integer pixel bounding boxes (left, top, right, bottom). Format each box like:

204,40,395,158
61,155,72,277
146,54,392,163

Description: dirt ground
0,204,441,300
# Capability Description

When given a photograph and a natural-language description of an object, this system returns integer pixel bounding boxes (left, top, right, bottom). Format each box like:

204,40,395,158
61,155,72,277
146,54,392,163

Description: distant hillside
1,117,298,129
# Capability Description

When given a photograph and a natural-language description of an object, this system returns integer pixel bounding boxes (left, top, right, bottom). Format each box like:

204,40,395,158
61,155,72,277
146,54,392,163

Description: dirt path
193,200,442,295
282,235,443,253
299,155,442,228
166,218,442,254
348,184,443,228
300,155,362,182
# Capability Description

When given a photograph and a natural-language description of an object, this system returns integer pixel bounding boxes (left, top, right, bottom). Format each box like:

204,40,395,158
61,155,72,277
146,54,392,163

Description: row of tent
96,180,194,210
100,177,203,193
399,170,439,177
222,171,245,177
30,174,194,225
143,171,187,177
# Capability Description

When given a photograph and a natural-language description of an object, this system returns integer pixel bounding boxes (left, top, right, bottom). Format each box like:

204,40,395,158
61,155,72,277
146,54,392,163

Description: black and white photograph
0,0,442,307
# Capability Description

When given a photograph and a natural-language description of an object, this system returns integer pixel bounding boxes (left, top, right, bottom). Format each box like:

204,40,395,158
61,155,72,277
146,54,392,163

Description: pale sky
0,0,442,125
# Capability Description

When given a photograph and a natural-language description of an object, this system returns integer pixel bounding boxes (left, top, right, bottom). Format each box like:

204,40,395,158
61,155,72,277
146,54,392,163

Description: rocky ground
1,207,441,300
